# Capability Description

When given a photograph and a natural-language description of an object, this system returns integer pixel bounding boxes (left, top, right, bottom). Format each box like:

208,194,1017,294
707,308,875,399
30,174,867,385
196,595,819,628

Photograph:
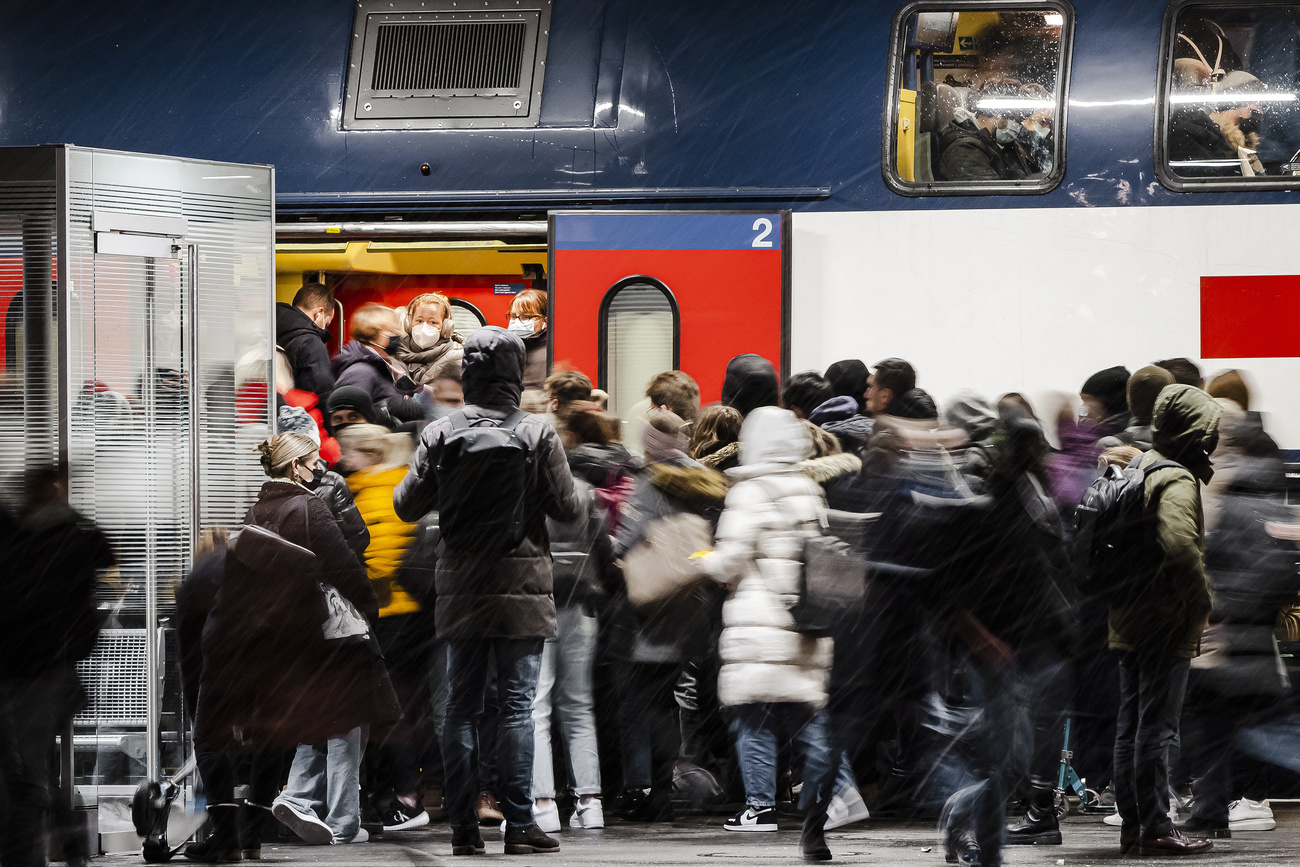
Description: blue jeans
532,606,601,799
728,702,834,810
276,726,366,843
443,638,544,831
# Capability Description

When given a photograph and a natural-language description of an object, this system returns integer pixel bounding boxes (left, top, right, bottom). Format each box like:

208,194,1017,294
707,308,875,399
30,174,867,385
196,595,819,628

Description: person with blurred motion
691,405,744,473
276,282,336,404
530,408,620,834
396,292,465,389
428,368,466,419
1207,369,1250,413
1048,366,1130,516
721,354,779,419
782,372,834,421
327,385,379,434
647,370,701,423
507,289,550,390
940,391,999,495
333,303,420,415
1179,413,1299,839
864,358,917,417
1156,357,1205,390
544,370,593,434
1109,385,1221,857
0,467,113,867
194,433,397,849
810,360,873,455
695,408,836,845
278,405,371,561
394,326,579,856
1100,365,1177,453
336,424,432,832
612,409,728,823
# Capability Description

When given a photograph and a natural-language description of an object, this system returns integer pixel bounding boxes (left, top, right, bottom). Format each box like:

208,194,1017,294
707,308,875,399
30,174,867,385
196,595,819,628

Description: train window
884,4,1073,196
1158,2,1300,190
599,278,680,419
448,299,487,336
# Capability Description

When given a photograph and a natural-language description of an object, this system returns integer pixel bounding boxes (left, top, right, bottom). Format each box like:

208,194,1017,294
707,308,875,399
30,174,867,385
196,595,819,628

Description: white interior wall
791,205,1300,448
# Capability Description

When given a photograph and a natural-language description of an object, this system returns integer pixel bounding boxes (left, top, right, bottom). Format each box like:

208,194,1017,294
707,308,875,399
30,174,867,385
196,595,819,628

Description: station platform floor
86,804,1300,866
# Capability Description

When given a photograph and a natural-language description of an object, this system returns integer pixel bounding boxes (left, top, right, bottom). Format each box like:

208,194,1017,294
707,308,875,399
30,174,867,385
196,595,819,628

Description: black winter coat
1168,108,1240,177
312,469,370,560
332,341,417,414
194,481,398,749
393,326,580,640
276,302,335,402
937,118,1036,181
548,479,617,609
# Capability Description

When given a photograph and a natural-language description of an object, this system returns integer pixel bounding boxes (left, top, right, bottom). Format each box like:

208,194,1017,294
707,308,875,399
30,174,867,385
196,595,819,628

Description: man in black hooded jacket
276,283,336,403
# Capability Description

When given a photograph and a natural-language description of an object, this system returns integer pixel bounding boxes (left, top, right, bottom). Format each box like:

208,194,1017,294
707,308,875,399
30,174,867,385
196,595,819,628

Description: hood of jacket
941,390,997,444
461,326,525,407
699,441,740,470
567,441,635,487
646,461,729,507
721,354,779,417
1152,384,1224,483
736,406,812,473
809,395,859,425
331,339,388,379
276,302,331,347
800,452,862,486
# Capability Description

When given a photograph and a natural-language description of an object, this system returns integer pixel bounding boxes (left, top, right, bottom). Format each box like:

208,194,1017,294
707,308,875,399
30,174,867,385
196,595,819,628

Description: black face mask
384,335,401,354
1239,111,1262,136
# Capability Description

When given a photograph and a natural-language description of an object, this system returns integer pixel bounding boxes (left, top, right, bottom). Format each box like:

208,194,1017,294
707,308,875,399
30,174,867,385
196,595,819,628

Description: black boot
801,798,832,862
1005,789,1061,846
185,805,242,862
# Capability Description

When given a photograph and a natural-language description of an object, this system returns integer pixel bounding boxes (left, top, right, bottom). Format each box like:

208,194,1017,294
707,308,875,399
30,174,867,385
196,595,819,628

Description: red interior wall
332,275,531,347
552,249,783,404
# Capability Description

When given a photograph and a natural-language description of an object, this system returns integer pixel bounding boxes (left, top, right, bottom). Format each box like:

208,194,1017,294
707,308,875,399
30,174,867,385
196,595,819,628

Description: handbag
623,511,713,610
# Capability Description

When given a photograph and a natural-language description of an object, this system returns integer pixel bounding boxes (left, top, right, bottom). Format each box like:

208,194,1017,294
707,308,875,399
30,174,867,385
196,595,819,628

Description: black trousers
1113,652,1189,839
193,744,286,847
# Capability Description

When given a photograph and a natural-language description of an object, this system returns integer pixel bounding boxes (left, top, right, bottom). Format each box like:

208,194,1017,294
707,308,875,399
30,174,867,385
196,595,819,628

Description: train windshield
1162,3,1300,187
887,7,1070,195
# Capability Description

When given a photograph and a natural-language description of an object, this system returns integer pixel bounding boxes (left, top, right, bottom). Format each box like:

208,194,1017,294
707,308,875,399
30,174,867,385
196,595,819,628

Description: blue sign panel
494,282,524,295
554,213,782,252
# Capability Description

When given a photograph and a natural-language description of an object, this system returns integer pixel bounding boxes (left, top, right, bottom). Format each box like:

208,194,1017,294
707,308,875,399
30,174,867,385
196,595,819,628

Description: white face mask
995,122,1019,146
508,318,536,337
411,322,442,349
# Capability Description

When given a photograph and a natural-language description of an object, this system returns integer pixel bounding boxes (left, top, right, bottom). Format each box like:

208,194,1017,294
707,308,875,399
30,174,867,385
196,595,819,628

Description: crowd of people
3,280,1300,867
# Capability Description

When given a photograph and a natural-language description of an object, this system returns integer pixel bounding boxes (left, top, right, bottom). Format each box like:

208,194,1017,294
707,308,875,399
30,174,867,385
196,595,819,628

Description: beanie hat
326,386,377,424
1207,369,1250,412
887,387,938,421
721,354,779,418
1126,365,1176,424
1081,366,1132,418
825,359,869,413
277,405,321,446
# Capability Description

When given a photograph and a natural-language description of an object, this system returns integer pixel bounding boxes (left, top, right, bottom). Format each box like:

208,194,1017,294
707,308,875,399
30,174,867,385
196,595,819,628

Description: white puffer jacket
702,407,833,709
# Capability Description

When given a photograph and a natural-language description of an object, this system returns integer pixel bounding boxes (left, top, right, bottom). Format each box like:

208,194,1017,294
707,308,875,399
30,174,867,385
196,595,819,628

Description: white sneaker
824,785,870,830
334,827,369,844
1228,798,1276,831
534,799,562,834
1103,811,1123,827
569,797,605,829
271,799,334,845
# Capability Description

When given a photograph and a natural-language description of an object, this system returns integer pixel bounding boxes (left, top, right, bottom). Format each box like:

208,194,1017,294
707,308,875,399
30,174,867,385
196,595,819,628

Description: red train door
549,210,790,417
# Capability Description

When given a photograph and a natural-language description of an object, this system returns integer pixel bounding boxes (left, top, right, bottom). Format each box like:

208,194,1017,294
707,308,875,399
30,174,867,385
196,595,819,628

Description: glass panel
604,283,675,419
1164,4,1300,182
890,8,1066,192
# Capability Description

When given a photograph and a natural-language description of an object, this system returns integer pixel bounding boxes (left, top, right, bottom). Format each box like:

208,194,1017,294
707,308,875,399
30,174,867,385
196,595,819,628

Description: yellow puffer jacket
348,466,419,617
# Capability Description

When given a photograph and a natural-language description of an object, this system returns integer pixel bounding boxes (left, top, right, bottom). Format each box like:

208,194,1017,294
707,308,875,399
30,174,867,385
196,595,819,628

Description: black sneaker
620,789,673,823
1179,815,1232,839
382,802,430,832
503,824,559,854
724,806,778,832
182,838,241,863
450,827,485,856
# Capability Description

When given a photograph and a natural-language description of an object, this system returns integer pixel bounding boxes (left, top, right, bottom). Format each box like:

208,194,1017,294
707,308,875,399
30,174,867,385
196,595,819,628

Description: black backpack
1072,458,1180,600
436,409,532,552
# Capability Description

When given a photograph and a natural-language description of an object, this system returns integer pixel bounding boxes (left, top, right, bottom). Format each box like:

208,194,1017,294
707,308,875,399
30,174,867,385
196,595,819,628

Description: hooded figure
275,301,335,402
393,326,580,641
701,407,833,708
824,359,869,414
1109,384,1223,658
1099,365,1176,453
721,354,779,418
1081,366,1132,436
942,391,998,493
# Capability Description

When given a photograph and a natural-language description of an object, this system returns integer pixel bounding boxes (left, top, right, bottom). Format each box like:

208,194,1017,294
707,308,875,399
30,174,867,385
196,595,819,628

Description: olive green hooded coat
1109,385,1223,658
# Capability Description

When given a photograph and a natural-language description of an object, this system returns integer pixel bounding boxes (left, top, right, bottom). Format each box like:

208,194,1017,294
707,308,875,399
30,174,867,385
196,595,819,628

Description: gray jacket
393,327,579,640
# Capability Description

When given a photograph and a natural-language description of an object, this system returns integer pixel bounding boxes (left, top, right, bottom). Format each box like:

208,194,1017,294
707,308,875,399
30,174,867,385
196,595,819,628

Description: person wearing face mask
279,404,371,561
937,76,1050,181
507,289,550,389
196,433,397,848
396,292,466,389
333,303,421,417
276,282,338,406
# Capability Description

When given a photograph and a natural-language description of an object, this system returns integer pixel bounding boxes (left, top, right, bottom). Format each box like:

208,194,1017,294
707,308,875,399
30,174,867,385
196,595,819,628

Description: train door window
599,278,679,419
1158,2,1300,190
449,299,487,336
884,4,1073,196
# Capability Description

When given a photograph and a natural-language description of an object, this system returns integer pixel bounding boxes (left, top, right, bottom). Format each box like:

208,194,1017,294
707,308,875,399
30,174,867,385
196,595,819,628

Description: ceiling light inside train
1170,92,1297,104
1044,13,1064,26
975,98,1056,111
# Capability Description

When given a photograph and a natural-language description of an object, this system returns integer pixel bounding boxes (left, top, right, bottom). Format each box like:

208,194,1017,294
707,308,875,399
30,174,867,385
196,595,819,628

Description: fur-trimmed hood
647,461,729,506
698,441,740,470
799,452,862,486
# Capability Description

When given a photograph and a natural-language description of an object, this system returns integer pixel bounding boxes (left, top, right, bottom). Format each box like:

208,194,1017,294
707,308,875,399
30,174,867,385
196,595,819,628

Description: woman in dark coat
194,432,397,847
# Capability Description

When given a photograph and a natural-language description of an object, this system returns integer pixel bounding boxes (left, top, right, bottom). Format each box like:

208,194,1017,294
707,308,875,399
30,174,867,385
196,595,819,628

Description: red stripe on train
1202,275,1300,359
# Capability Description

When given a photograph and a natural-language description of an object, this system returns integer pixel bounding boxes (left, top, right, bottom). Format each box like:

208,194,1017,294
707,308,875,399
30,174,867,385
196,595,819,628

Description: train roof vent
343,0,553,131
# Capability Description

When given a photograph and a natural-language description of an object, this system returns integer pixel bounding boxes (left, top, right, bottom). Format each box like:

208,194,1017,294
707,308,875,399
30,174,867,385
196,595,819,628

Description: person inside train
1168,58,1247,177
333,303,422,416
396,292,465,390
507,289,550,390
275,282,336,405
936,75,1051,181
781,371,834,421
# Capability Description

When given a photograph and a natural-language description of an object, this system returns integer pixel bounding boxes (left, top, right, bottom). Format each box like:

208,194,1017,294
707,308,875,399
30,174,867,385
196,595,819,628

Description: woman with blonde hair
396,292,465,388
